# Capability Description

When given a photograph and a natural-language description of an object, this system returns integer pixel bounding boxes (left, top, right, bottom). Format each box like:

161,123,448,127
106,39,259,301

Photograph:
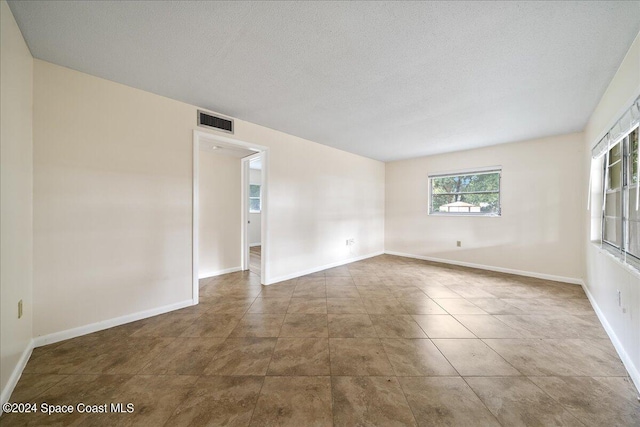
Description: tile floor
2,255,639,426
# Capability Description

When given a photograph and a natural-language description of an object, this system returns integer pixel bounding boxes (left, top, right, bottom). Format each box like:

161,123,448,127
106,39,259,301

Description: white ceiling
9,1,640,161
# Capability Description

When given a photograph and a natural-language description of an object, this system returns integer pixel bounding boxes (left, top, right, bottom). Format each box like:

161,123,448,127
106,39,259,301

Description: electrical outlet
456,241,461,247
346,238,355,246
617,290,621,307
18,300,23,319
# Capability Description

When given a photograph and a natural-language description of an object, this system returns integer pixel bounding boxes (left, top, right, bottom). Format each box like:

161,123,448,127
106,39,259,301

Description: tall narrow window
593,96,640,267
603,141,623,248
601,126,639,262
626,127,639,259
429,169,501,216
249,184,261,213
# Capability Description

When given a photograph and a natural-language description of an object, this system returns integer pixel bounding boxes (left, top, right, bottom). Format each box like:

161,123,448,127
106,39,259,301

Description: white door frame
192,129,269,304
242,152,263,271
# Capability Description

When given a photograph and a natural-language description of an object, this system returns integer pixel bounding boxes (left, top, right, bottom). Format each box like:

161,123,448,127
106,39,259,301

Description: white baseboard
249,243,261,248
266,251,384,285
1,339,34,411
384,251,583,285
198,266,242,280
32,299,195,348
581,283,640,394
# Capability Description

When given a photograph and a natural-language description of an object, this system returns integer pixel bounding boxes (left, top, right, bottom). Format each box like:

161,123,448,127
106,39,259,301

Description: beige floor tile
433,298,488,314
495,314,608,339
165,376,263,427
325,276,355,286
130,312,199,337
8,259,635,427
412,315,475,338
433,339,521,376
400,376,500,426
453,314,523,338
466,377,584,426
370,315,428,338
179,313,242,337
267,338,331,375
258,283,296,298
1,374,132,426
6,373,68,402
292,283,326,298
324,266,352,277
529,376,640,427
362,298,408,314
228,313,285,337
446,285,497,299
328,314,377,338
326,285,361,298
381,338,457,376
357,285,393,298
204,337,277,375
419,285,462,298
287,297,327,313
248,297,291,313
397,298,448,315
465,298,525,315
202,297,253,314
140,337,225,375
327,298,367,314
250,376,332,427
279,314,328,337
114,375,199,427
484,338,627,376
332,376,417,427
80,337,175,375
329,338,394,375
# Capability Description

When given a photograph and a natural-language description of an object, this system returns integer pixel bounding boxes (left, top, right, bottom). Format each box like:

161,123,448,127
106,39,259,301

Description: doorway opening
245,154,263,276
192,130,269,304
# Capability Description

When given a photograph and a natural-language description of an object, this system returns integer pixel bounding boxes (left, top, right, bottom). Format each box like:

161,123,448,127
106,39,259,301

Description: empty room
2,1,640,426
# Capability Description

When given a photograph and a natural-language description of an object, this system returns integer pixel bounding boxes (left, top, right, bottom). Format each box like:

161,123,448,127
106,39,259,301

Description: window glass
249,184,261,212
601,125,640,262
429,170,501,215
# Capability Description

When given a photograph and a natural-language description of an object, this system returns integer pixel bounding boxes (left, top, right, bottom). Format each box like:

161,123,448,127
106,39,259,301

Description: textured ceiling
9,1,640,161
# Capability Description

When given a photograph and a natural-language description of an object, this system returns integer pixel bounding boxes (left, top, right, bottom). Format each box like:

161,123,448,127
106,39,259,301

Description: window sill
590,241,640,279
249,211,261,214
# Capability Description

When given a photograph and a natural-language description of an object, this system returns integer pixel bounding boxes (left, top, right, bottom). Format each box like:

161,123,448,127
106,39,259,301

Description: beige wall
198,151,241,277
249,167,262,246
385,133,584,281
0,0,33,400
32,59,385,337
584,32,640,389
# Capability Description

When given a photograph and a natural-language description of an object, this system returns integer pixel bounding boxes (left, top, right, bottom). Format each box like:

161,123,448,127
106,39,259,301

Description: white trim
428,165,503,178
192,134,200,304
581,282,640,394
32,299,194,348
384,251,583,285
1,339,34,412
193,130,270,293
242,152,262,272
265,251,384,285
198,266,242,280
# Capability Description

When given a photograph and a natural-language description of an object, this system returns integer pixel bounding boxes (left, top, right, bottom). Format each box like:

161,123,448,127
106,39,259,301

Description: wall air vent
197,110,234,134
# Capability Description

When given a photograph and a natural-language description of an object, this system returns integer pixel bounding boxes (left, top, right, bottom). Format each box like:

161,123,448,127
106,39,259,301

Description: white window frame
601,124,640,264
249,184,262,213
428,168,502,217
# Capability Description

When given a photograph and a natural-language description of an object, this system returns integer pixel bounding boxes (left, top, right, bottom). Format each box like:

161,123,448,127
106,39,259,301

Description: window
602,126,639,260
429,169,501,216
249,184,261,213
